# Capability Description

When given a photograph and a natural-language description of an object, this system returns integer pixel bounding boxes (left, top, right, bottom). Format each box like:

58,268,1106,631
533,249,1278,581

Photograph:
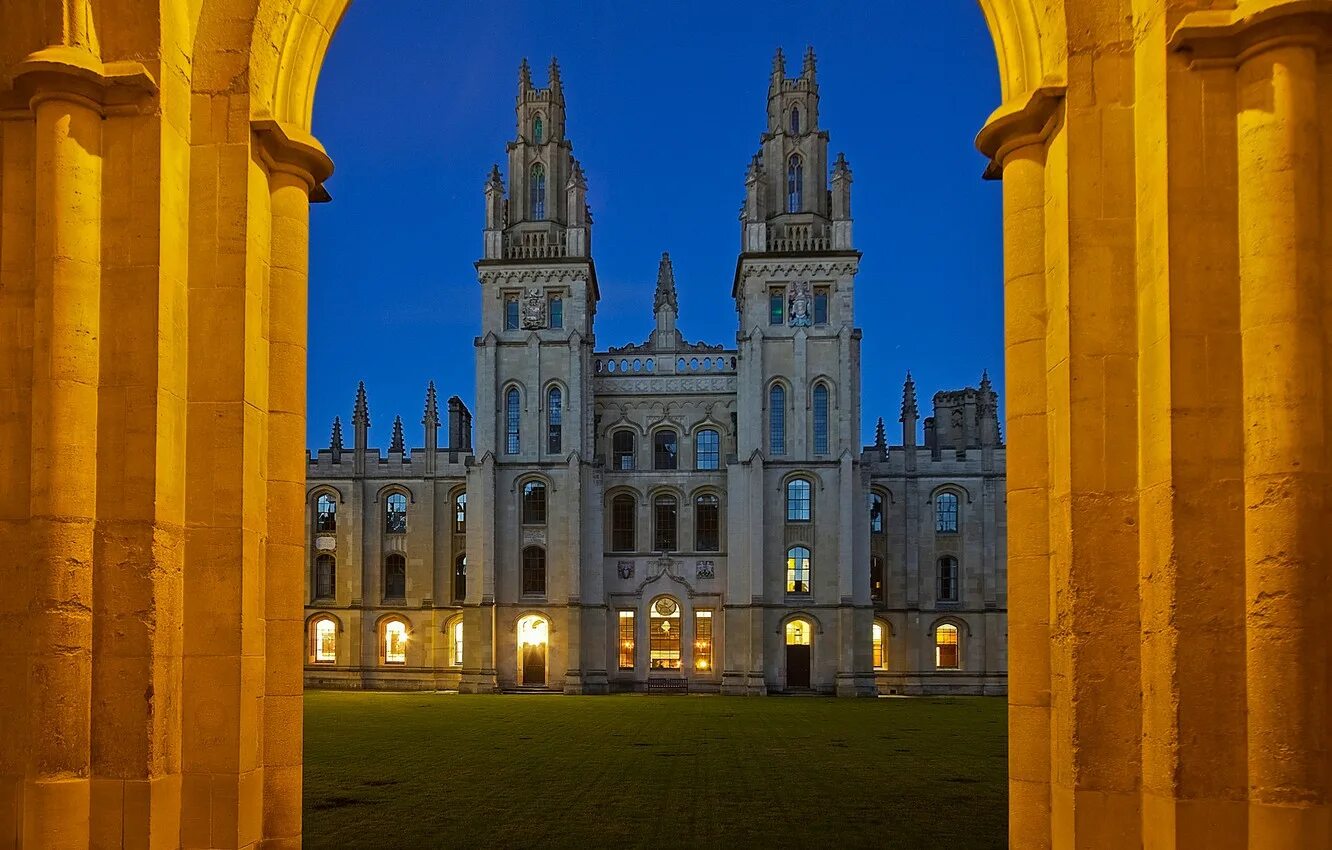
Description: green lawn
303,692,1006,849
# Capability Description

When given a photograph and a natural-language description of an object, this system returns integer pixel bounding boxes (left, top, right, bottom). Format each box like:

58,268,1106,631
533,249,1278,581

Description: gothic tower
467,58,606,693
728,47,871,696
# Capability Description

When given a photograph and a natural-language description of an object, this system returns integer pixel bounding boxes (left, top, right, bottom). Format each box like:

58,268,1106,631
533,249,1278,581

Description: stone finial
802,45,817,81
874,416,887,452
567,159,587,191
549,56,562,91
518,58,532,93
654,252,678,313
770,47,786,93
353,381,370,428
391,415,405,454
423,381,440,428
979,369,994,403
901,372,918,422
330,416,344,452
487,163,503,190
833,152,851,179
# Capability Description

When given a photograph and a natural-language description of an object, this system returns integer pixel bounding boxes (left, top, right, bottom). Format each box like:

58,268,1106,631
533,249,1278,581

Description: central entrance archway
785,619,812,690
517,614,549,687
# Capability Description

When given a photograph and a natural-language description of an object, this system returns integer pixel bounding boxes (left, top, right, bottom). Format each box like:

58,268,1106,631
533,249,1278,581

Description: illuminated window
938,556,959,603
694,610,713,672
454,553,466,601
548,294,563,329
869,492,885,534
871,555,885,603
695,494,720,552
786,478,811,522
653,494,677,552
786,154,803,213
315,493,336,532
505,296,519,331
533,114,544,143
786,546,811,595
618,610,635,670
769,288,784,325
872,622,887,670
789,106,800,135
612,430,636,470
454,492,467,533
383,619,407,665
505,387,521,454
653,429,678,470
312,618,337,664
812,383,830,455
611,494,636,552
695,428,720,470
451,619,463,667
384,554,406,600
936,492,959,533
314,554,335,599
769,384,786,454
531,163,546,220
649,597,682,670
813,286,829,325
522,480,546,525
522,546,546,596
547,386,563,454
936,623,959,669
785,619,811,646
385,493,407,534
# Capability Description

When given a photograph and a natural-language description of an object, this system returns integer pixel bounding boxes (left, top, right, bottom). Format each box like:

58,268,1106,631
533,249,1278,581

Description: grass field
303,691,1006,849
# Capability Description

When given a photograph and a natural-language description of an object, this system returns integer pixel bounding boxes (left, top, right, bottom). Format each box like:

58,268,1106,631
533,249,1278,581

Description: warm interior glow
649,596,682,670
517,614,548,647
452,620,463,666
785,619,811,646
384,620,408,664
936,623,959,669
618,610,635,670
314,618,336,663
694,610,713,671
872,622,886,670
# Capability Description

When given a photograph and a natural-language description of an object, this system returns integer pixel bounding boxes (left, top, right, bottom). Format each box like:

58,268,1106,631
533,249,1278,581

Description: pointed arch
786,154,803,213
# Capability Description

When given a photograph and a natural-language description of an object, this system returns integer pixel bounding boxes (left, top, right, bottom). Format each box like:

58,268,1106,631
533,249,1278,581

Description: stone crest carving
695,560,715,580
616,560,635,580
521,287,547,329
789,280,812,327
522,527,547,547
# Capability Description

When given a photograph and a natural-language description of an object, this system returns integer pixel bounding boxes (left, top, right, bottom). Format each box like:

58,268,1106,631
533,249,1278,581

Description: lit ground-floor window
451,619,463,667
935,623,959,669
694,610,713,672
649,597,681,670
313,618,337,664
384,619,408,665
618,610,635,670
872,622,886,670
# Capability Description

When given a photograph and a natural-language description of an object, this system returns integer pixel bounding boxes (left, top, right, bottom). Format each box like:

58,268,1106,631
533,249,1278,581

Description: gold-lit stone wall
0,0,1327,847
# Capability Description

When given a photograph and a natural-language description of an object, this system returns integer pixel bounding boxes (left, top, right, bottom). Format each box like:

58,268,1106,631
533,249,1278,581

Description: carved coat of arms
789,280,812,327
616,560,635,580
521,287,547,329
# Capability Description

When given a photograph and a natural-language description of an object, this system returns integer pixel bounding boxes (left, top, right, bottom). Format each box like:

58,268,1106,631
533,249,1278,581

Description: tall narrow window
530,163,546,220
938,556,960,603
315,494,336,532
789,106,800,135
786,478,811,522
869,492,885,534
786,546,811,594
312,618,337,664
522,546,546,596
611,494,636,552
454,553,466,601
314,554,335,600
695,428,720,470
533,114,544,143
649,597,682,670
383,619,407,665
454,492,467,533
504,296,519,331
384,554,406,600
936,492,959,533
812,383,830,455
505,387,521,454
769,384,786,455
694,610,713,671
612,430,636,470
813,286,829,325
769,287,784,325
786,154,803,213
653,430,678,470
936,624,959,669
871,555,885,603
522,481,547,525
547,386,563,454
548,294,563,329
695,494,720,552
653,494,678,552
385,493,407,534
873,623,887,670
451,619,464,666
618,610,636,670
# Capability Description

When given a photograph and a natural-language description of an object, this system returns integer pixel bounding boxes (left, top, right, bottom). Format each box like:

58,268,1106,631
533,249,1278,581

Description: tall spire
874,416,887,452
330,416,343,451
654,252,678,313
802,45,817,81
518,57,532,94
423,381,440,428
353,381,369,428
901,372,918,422
390,415,405,454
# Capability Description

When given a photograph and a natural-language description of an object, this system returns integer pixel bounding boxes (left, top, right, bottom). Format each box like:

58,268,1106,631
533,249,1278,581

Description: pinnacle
391,415,405,454
654,251,678,313
423,382,440,428
353,381,370,428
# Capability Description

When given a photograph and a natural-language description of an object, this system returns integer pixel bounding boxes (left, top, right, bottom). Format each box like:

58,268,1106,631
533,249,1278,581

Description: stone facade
302,53,1007,697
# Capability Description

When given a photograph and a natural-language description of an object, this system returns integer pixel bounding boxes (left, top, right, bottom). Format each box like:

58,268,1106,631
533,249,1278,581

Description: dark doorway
522,642,546,686
786,644,811,689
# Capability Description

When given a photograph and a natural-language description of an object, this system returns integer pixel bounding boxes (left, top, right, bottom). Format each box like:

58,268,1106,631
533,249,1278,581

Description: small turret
652,252,680,349
352,382,370,474
901,372,919,471
831,152,853,249
330,416,344,464
423,382,440,447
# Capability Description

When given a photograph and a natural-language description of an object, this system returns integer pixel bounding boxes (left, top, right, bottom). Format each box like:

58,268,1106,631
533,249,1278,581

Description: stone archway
1,1,1329,847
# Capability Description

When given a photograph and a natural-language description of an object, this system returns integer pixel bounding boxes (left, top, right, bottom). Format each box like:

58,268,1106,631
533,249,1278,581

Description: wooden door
522,643,545,686
786,644,811,689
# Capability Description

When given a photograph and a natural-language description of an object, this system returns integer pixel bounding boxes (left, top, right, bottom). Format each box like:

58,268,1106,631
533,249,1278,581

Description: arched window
522,480,547,525
936,623,960,669
695,428,720,470
383,619,408,665
648,597,682,670
785,619,811,645
454,492,467,533
533,113,544,143
653,429,678,470
618,610,636,670
769,384,786,455
653,494,678,552
311,617,337,664
315,493,336,532
786,478,812,522
789,106,800,135
812,383,830,455
695,493,720,552
872,622,887,670
450,619,464,667
547,386,563,454
385,493,407,534
869,492,885,534
314,554,335,600
522,546,546,596
938,556,959,603
786,154,803,213
530,163,546,220
384,554,406,600
505,387,521,454
936,492,959,533
611,493,636,552
786,546,811,594
454,553,466,601
870,555,885,603
612,430,636,470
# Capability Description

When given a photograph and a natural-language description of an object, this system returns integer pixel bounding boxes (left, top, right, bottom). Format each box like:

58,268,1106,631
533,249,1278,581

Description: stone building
303,51,1007,696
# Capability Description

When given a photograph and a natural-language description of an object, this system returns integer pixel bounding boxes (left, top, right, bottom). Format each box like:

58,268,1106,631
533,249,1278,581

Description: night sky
307,2,1002,450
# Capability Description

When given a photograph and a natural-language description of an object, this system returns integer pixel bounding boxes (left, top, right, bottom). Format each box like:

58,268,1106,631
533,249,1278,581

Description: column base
458,670,498,694
835,672,877,698
563,670,609,695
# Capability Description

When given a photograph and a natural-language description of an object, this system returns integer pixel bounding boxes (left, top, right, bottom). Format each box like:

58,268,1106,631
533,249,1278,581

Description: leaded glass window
936,492,959,533
531,163,546,220
649,597,681,670
786,154,803,213
314,554,335,599
522,481,546,525
547,386,562,454
505,387,521,454
315,493,336,532
653,494,677,552
618,610,635,670
695,428,720,470
812,383,829,455
769,384,786,455
612,430,636,470
522,546,546,596
611,494,636,553
938,556,959,603
653,429,678,470
786,546,811,594
385,493,407,534
695,494,720,552
786,478,811,522
384,554,406,599
936,623,959,669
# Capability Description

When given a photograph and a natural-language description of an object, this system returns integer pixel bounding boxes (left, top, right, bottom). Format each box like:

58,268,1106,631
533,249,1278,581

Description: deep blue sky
307,2,1002,450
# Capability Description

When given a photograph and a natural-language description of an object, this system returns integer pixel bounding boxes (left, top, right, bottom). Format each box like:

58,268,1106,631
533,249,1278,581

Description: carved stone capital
1,46,157,117
975,84,1065,180
1170,1,1332,68
252,118,335,202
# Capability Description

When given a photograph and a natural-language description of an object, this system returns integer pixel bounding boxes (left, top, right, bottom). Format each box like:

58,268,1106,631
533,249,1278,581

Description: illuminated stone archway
1,0,1328,847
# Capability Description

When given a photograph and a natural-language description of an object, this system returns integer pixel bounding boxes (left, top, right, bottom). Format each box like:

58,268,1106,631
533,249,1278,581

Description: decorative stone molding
1169,1,1332,67
592,375,737,395
975,84,1065,179
478,267,589,286
740,260,859,279
252,117,335,202
1,45,157,117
